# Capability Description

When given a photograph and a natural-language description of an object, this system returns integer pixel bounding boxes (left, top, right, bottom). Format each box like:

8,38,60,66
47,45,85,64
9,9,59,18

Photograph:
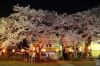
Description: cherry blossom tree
0,5,100,59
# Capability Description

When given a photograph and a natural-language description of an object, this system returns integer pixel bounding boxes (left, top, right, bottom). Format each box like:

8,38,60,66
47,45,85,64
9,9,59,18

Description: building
90,33,100,58
42,35,62,60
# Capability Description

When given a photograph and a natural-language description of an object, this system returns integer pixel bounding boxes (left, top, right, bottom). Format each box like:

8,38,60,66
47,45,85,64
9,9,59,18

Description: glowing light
37,49,39,52
69,49,72,52
79,48,82,52
21,49,25,52
12,49,15,53
56,49,59,52
41,48,46,52
90,44,100,50
68,48,74,52
88,46,91,50
32,47,35,51
2,49,6,53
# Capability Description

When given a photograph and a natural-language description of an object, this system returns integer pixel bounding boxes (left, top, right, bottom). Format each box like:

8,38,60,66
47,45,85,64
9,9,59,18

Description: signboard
45,47,61,52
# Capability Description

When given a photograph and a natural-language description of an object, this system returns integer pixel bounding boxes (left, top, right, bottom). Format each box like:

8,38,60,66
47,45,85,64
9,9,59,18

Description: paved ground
96,59,100,66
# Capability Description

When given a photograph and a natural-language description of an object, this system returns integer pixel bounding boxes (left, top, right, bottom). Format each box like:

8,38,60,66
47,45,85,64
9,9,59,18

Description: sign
45,47,61,52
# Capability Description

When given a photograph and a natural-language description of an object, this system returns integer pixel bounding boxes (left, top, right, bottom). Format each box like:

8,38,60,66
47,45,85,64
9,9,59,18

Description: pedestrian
29,51,32,63
31,52,36,63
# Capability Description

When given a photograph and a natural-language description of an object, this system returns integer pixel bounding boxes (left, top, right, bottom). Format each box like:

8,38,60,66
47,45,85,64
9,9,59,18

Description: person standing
32,52,36,63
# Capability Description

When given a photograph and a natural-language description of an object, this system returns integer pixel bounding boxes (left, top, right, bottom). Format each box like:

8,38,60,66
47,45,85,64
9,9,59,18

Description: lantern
12,49,15,53
21,49,25,52
2,49,6,53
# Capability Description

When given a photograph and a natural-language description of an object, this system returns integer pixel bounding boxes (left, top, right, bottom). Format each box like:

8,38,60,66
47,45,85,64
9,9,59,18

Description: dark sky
0,0,100,17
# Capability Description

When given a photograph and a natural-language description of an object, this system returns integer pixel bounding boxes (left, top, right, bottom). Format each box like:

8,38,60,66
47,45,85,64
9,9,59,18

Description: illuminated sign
45,47,61,52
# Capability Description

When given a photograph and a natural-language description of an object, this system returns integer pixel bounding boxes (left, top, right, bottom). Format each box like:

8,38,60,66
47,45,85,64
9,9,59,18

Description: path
96,59,100,66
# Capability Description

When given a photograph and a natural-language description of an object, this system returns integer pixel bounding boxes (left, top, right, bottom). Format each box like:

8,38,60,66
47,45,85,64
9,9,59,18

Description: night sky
0,0,100,17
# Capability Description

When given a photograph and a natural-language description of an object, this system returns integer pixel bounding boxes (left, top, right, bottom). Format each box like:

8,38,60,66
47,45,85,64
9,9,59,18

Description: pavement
96,59,100,66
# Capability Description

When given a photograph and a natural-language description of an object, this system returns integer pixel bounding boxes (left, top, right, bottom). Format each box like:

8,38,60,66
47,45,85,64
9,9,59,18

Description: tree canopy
0,5,100,48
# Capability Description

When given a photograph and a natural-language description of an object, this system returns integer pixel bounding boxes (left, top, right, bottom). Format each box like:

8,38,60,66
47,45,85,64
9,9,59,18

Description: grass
0,61,60,66
69,60,95,66
0,60,95,66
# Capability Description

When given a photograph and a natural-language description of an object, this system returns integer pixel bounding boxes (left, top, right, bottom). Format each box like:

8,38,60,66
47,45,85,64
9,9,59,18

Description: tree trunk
84,45,89,59
84,35,92,59
73,45,77,59
35,46,41,62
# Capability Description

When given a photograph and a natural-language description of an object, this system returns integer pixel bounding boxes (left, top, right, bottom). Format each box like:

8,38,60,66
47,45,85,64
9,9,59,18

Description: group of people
29,51,36,63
